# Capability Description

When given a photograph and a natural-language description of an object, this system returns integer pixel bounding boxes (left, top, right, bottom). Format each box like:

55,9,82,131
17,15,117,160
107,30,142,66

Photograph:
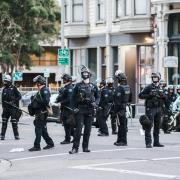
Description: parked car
47,93,61,123
21,91,37,107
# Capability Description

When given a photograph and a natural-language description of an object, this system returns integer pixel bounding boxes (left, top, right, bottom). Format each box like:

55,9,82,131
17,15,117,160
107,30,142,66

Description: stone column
97,47,102,80
156,3,169,80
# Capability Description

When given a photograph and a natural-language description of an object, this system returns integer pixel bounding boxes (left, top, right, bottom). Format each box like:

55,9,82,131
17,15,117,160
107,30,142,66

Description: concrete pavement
0,115,180,180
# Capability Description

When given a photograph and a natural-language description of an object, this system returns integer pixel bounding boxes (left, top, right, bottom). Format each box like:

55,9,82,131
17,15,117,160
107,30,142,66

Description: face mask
83,79,90,84
152,77,159,83
82,72,90,80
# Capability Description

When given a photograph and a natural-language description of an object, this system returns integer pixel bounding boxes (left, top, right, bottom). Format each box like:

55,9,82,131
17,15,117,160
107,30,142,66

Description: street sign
44,68,50,78
164,56,178,68
58,48,69,65
13,71,23,81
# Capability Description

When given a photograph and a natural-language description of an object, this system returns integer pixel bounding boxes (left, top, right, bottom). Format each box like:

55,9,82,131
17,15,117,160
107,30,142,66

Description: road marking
80,167,180,179
11,147,146,162
71,156,180,169
10,146,180,162
70,156,180,179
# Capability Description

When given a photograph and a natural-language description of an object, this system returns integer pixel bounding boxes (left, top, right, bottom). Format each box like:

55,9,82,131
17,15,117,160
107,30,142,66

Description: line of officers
0,67,179,153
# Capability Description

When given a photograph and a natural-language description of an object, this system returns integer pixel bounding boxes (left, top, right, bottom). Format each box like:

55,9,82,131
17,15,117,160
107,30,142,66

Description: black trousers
116,109,127,144
61,109,74,142
110,112,117,133
34,113,54,148
145,107,162,145
1,108,20,138
73,111,93,150
98,108,109,135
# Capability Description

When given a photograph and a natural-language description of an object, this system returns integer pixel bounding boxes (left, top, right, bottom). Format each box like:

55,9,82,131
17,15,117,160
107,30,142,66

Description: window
73,0,83,22
139,46,154,91
116,0,123,18
125,0,131,16
64,0,70,23
97,0,105,21
134,0,147,15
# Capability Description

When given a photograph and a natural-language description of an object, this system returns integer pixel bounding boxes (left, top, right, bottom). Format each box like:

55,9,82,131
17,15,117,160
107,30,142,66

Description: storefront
168,13,180,85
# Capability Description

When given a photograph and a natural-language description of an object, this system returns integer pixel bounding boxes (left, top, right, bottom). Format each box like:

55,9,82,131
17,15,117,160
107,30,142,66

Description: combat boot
28,147,41,152
83,148,91,153
153,143,164,147
69,148,78,154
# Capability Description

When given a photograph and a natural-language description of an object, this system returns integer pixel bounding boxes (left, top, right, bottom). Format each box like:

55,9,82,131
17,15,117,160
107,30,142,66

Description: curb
0,159,11,174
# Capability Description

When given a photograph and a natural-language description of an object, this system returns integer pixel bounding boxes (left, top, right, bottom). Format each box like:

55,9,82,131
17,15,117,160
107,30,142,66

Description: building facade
63,0,153,104
152,0,180,85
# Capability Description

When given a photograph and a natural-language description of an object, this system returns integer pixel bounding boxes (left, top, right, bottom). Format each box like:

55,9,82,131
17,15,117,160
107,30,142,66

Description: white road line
10,147,145,162
9,146,180,162
70,156,180,170
71,160,148,169
82,167,180,179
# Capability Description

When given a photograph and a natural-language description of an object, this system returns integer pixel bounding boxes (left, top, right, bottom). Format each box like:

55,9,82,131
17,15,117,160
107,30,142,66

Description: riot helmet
115,70,127,83
3,74,12,86
106,77,114,87
33,75,46,85
61,73,72,84
176,85,180,95
168,85,174,94
151,72,161,83
80,65,91,80
99,80,106,89
159,79,167,89
139,115,152,130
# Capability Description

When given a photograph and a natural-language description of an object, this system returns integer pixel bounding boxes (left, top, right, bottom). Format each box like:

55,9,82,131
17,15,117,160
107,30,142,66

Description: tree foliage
0,0,60,74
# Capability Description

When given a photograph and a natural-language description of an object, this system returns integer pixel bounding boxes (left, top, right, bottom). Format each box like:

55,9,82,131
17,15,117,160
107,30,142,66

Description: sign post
44,68,50,87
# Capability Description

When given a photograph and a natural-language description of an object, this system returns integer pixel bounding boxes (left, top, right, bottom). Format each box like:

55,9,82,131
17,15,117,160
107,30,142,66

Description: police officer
106,77,117,135
162,85,176,134
176,85,180,97
93,80,106,129
28,75,54,151
1,75,21,140
139,72,165,148
159,79,167,90
69,66,99,154
56,73,74,144
113,70,131,146
98,78,114,136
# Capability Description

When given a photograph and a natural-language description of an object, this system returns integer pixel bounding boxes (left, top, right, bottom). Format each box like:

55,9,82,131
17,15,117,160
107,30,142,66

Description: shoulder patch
68,89,73,92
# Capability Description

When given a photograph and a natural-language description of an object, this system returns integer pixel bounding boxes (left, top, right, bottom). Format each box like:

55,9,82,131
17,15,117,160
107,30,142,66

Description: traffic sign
13,71,23,81
164,56,178,68
44,68,50,78
58,48,69,65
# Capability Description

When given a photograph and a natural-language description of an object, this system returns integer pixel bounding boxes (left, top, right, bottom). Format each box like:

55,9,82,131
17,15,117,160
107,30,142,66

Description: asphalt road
1,115,180,180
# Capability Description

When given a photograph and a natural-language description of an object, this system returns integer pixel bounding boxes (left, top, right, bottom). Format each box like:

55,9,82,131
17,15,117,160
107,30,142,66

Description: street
1,115,180,180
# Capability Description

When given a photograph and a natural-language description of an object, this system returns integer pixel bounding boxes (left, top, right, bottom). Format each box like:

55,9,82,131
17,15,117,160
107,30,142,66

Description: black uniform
114,83,131,145
162,91,176,133
30,86,54,149
56,83,74,143
98,86,114,135
1,85,21,139
71,81,99,151
139,83,165,146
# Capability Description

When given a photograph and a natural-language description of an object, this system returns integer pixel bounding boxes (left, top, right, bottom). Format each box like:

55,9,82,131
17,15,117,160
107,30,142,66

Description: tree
0,0,60,74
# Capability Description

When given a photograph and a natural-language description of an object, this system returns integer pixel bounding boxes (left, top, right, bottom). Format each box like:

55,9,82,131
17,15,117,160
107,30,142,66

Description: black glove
73,108,79,114
91,102,98,108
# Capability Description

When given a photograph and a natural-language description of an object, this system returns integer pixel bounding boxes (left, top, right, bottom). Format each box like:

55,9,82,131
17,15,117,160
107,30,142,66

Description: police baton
3,101,30,115
63,105,79,114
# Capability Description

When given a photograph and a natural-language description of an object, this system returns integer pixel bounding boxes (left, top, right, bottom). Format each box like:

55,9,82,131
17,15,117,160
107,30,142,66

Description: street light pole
61,0,65,49
60,0,65,75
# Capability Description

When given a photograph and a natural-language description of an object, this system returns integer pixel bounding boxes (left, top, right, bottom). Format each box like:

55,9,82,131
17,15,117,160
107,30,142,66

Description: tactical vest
114,85,131,105
77,83,95,105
